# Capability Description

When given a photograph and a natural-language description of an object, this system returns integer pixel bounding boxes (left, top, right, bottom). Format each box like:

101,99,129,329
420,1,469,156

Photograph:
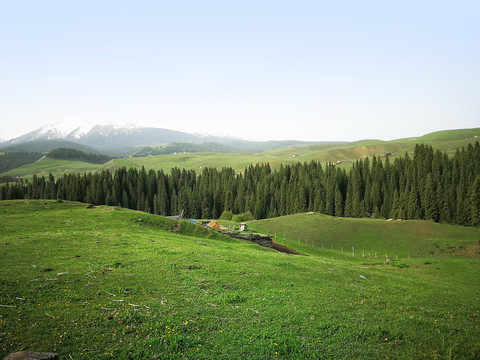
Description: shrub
232,210,254,222
220,210,233,220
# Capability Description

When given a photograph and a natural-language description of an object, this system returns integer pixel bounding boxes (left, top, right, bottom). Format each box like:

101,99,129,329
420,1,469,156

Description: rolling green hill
247,213,480,259
0,152,43,174
267,128,480,162
2,128,479,179
104,128,480,174
0,200,479,359
0,157,102,179
103,152,278,174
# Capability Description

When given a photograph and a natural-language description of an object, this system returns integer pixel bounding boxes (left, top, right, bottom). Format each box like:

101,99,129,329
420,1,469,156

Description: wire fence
270,231,412,260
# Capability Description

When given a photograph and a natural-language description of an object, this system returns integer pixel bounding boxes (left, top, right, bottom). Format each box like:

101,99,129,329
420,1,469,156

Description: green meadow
1,157,101,180
247,213,480,260
1,200,479,359
102,128,480,173
1,128,479,179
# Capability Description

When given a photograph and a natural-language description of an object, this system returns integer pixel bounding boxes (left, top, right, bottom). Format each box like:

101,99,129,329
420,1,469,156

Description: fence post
352,246,355,256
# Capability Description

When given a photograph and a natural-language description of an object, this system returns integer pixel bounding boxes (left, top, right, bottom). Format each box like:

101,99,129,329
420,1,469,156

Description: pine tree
423,174,438,221
154,176,169,216
469,175,480,226
407,186,421,219
390,190,399,219
455,193,470,226
334,184,343,217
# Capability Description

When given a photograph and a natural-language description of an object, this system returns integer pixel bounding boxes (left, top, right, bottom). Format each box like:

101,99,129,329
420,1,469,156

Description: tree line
132,142,238,157
1,142,479,226
46,148,112,164
0,151,43,175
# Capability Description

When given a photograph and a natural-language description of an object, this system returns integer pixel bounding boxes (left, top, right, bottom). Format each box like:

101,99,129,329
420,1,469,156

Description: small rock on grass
3,352,58,360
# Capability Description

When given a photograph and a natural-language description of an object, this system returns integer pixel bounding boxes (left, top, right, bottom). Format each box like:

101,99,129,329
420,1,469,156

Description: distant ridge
0,139,100,154
1,127,479,180
1,119,338,156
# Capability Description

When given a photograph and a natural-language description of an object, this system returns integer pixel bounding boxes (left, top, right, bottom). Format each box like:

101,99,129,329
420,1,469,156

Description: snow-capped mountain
5,117,96,144
1,118,326,156
2,119,208,155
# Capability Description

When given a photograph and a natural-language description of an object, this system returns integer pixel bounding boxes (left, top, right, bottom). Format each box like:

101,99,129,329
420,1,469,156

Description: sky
1,1,479,142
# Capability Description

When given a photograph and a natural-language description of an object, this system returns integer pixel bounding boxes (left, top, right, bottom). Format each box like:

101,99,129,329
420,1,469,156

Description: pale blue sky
1,1,479,141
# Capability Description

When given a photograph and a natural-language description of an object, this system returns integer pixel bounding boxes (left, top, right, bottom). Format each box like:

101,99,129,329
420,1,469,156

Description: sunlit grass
1,200,479,359
1,158,101,180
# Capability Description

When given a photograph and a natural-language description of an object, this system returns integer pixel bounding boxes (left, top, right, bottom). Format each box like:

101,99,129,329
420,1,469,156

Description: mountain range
0,119,339,156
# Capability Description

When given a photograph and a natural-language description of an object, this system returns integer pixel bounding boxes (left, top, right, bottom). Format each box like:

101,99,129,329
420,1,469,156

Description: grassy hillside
103,152,271,174
247,213,480,259
0,157,102,179
268,128,480,162
1,200,479,359
2,128,479,178
104,128,480,174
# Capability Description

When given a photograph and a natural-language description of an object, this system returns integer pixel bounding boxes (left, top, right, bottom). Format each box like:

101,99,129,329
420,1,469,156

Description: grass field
1,200,479,359
1,157,101,180
102,128,480,174
247,213,480,259
1,128,479,179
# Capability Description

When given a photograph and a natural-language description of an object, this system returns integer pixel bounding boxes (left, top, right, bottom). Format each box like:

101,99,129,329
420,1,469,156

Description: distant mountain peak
2,118,333,156
52,116,95,139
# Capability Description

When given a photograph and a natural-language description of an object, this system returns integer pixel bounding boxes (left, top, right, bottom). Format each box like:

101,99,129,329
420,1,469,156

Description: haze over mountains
0,119,341,156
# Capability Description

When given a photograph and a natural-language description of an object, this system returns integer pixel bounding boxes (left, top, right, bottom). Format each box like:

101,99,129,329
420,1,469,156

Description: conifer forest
2,143,480,226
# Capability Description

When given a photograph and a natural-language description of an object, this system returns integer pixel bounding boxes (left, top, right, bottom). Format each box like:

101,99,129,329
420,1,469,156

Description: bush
232,210,254,222
220,210,233,220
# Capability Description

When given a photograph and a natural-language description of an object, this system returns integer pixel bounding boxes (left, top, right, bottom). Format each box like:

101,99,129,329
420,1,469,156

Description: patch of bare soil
170,222,182,232
272,241,300,255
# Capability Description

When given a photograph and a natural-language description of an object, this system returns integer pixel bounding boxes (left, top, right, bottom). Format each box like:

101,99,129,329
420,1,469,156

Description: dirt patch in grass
272,241,300,255
170,222,182,232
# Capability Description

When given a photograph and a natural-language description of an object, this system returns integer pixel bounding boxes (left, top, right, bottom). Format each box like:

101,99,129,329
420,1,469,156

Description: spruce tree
423,174,438,221
334,184,343,216
469,175,480,226
407,186,421,220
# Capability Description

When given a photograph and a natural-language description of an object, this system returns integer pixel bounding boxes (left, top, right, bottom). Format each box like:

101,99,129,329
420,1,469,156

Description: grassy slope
105,128,480,173
2,128,479,178
103,152,272,174
247,213,480,259
1,201,479,359
1,157,102,179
